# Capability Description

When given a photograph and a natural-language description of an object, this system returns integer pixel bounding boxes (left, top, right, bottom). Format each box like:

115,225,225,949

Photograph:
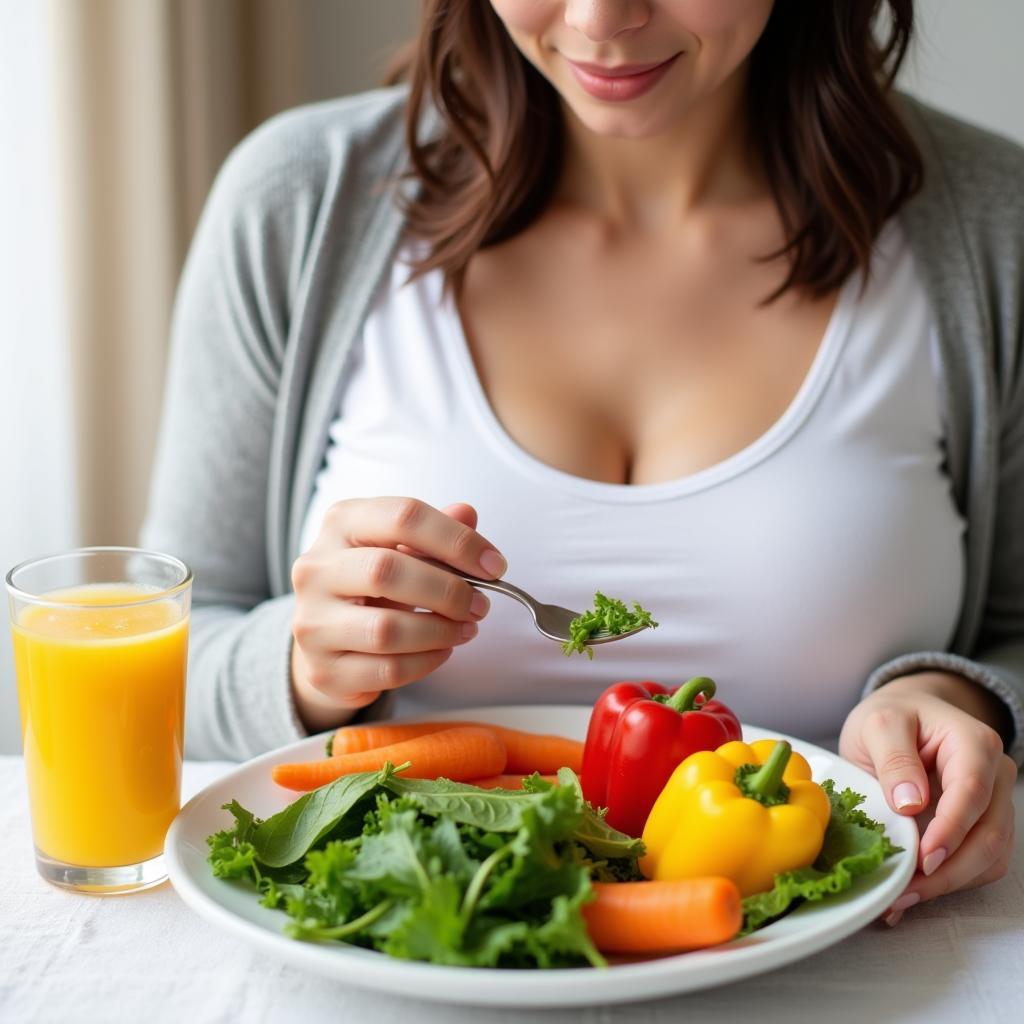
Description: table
1,757,1021,1024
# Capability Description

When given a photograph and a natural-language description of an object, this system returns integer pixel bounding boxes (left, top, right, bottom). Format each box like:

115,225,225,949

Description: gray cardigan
141,86,1024,764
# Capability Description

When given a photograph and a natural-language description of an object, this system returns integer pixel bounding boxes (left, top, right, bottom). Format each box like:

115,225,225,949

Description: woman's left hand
839,672,1017,926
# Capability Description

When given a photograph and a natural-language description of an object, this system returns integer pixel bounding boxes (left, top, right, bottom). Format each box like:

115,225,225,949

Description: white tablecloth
1,756,1021,1024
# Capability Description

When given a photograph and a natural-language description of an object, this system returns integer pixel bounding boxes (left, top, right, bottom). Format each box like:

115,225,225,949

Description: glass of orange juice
6,547,191,893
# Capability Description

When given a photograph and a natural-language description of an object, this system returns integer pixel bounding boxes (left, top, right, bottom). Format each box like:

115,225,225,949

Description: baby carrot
273,726,506,791
582,878,742,954
467,773,559,790
331,721,584,774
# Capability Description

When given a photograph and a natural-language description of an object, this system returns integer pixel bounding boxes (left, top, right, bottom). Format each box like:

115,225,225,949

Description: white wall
900,0,1023,145
306,0,416,98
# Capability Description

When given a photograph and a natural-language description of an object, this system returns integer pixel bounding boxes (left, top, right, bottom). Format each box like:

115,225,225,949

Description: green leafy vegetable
383,774,542,832
252,764,392,867
207,800,260,879
740,779,902,934
552,766,645,861
206,767,631,969
207,763,901,969
561,591,658,658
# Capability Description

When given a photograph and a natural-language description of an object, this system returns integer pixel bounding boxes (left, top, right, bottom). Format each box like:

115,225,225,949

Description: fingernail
884,910,903,928
479,549,507,577
460,622,479,641
470,591,490,620
892,782,923,810
890,891,920,914
922,848,947,876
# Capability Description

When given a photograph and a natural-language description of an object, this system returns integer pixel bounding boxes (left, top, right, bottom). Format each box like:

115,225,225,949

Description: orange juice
12,584,188,866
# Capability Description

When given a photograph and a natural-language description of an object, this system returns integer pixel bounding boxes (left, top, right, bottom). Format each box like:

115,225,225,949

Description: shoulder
896,97,1024,429
177,87,411,383
207,85,410,221
897,95,1024,341
898,95,1024,226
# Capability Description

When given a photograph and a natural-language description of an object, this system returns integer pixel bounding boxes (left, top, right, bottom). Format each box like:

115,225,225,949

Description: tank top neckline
432,269,860,505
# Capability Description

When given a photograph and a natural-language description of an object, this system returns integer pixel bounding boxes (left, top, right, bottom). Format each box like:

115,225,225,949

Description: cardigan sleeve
141,88,414,760
862,105,1024,768
139,111,319,760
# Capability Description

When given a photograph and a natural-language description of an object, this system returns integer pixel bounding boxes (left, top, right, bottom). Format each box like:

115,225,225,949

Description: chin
565,101,680,140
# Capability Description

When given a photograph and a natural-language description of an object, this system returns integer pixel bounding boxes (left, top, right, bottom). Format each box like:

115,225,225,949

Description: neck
555,65,761,231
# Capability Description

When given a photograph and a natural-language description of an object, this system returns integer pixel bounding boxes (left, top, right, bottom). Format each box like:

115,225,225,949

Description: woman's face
488,0,775,138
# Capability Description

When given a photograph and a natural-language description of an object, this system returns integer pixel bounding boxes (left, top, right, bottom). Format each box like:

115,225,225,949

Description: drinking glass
6,547,191,893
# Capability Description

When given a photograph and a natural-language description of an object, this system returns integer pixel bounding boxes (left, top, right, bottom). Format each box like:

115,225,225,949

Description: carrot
487,726,583,775
581,879,742,954
273,726,506,791
330,721,465,756
468,773,559,790
331,721,584,774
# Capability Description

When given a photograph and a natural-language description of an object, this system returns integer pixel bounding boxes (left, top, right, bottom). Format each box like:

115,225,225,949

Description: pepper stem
743,741,792,802
665,676,717,713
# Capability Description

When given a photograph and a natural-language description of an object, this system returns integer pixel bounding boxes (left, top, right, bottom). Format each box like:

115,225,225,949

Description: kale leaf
740,779,903,934
207,767,632,968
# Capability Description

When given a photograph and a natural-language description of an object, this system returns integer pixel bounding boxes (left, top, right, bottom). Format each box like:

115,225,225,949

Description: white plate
166,705,918,1008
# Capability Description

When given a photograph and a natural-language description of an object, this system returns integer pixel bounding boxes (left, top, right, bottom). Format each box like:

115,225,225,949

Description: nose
564,0,651,42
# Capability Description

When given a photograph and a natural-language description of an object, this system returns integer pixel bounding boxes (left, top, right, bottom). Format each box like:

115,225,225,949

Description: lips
564,54,680,102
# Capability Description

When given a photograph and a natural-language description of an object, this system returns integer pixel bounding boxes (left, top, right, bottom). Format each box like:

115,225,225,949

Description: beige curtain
50,0,308,546
48,0,415,545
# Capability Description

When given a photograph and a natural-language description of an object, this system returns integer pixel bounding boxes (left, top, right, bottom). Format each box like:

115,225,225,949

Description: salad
206,678,901,969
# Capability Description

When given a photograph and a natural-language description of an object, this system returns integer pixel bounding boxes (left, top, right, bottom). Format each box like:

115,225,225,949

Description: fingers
323,497,506,579
858,706,931,815
295,604,479,657
290,498,497,722
915,752,1014,896
440,502,478,530
291,596,472,719
884,754,1015,925
294,547,491,623
959,822,1015,891
396,503,480,561
308,648,455,700
917,725,1004,872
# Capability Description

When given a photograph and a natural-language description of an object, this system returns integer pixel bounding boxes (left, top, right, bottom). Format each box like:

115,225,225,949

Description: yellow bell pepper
640,739,831,897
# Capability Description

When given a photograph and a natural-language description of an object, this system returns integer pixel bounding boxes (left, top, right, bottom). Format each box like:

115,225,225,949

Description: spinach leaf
555,767,646,860
252,766,388,867
382,774,539,832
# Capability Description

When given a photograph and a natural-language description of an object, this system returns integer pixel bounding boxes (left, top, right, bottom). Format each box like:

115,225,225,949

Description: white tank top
300,222,965,747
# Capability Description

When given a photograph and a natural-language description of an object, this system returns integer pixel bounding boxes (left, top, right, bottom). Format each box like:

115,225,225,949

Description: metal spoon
416,557,651,647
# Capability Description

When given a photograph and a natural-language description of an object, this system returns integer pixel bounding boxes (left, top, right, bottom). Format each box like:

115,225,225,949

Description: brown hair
391,1,922,301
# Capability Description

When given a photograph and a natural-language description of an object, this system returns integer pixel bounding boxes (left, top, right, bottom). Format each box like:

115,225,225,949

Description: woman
143,0,1021,924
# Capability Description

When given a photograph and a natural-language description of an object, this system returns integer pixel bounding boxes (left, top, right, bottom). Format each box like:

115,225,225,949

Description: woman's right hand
289,497,504,732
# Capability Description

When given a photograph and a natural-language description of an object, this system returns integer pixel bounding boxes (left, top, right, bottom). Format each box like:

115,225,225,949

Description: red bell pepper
580,676,742,838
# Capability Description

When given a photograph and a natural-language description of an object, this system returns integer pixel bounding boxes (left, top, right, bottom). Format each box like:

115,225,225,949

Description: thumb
859,709,930,814
441,502,478,530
